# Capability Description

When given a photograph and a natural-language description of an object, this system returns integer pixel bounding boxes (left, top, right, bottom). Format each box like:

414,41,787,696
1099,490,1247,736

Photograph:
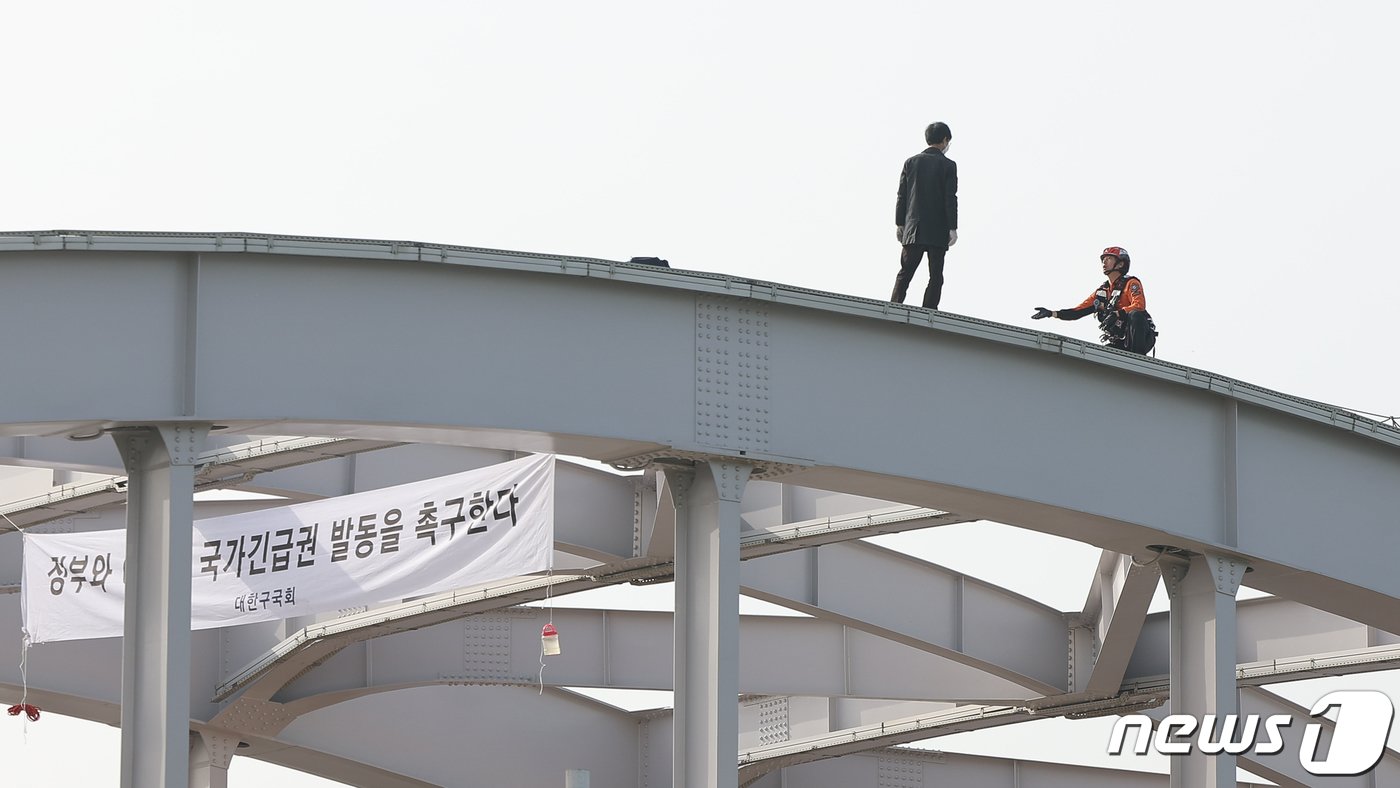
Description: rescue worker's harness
1093,276,1157,350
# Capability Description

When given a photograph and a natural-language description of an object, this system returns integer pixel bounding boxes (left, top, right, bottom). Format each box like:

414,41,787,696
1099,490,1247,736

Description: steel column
189,732,238,788
1165,552,1248,788
113,424,209,788
672,460,751,788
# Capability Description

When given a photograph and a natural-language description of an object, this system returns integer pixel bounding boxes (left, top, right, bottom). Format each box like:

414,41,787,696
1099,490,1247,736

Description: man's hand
896,226,904,243
1032,307,1053,320
948,229,958,247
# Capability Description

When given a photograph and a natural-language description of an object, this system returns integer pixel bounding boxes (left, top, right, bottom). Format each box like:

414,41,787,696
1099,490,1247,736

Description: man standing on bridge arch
891,122,959,310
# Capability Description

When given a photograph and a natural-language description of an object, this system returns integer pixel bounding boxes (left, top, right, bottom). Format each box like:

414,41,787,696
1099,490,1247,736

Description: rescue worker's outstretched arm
1051,304,1096,320
1031,291,1097,321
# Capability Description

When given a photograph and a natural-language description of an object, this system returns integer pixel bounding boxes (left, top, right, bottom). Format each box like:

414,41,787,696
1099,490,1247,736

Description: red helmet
1101,246,1131,265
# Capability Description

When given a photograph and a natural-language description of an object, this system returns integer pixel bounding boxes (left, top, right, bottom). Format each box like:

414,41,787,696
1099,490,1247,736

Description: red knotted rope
7,703,40,722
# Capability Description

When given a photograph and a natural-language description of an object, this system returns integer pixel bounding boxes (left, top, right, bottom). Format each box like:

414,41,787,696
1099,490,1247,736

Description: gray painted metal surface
112,425,207,788
2,232,1396,623
3,231,1399,786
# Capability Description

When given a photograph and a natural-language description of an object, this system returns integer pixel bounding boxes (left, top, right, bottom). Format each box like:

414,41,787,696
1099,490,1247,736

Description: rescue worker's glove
896,226,904,243
1032,307,1053,320
948,229,958,247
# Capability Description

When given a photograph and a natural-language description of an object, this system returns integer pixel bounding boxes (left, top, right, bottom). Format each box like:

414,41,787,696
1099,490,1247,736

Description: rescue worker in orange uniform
1031,246,1157,355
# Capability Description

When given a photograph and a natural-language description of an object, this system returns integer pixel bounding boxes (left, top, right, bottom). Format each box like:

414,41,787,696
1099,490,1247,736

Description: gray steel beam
765,748,1277,788
737,503,972,559
1165,553,1248,788
212,572,630,703
0,432,282,477
275,684,646,787
4,227,1400,787
6,549,1395,716
637,468,668,558
113,424,208,788
1128,596,1398,682
740,539,1068,693
1078,550,1161,696
238,611,1400,715
2,236,1400,635
738,699,1035,782
265,608,1033,706
729,641,1400,778
209,504,975,704
9,623,1400,786
0,436,402,529
673,461,750,788
0,434,125,474
153,566,1400,721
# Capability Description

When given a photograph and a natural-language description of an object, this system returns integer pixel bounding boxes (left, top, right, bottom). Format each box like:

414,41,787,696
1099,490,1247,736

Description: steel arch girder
270,607,1038,708
1,236,1399,632
739,540,1071,694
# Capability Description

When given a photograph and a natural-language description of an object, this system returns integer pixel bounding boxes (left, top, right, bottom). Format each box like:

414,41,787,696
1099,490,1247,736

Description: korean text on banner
21,453,555,643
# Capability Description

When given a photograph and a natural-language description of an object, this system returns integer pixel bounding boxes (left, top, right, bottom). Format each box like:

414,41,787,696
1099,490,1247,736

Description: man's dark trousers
891,243,949,309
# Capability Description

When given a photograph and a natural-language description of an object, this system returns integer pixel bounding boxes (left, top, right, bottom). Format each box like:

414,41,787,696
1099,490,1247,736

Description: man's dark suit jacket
896,147,958,246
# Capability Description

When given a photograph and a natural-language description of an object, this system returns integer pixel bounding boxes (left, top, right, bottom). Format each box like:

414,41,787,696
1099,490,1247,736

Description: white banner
22,453,555,643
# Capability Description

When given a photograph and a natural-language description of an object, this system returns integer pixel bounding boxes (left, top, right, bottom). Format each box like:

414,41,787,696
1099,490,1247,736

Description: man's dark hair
925,122,952,146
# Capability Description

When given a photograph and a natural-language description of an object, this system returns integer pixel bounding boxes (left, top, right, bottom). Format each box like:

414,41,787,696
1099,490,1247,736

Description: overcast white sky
3,1,1399,785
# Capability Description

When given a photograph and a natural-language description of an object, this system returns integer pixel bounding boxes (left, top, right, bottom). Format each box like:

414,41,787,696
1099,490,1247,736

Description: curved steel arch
2,230,1396,624
4,230,1399,787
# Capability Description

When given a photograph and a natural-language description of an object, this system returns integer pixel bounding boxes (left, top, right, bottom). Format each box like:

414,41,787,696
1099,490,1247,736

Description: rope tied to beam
2,512,42,727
